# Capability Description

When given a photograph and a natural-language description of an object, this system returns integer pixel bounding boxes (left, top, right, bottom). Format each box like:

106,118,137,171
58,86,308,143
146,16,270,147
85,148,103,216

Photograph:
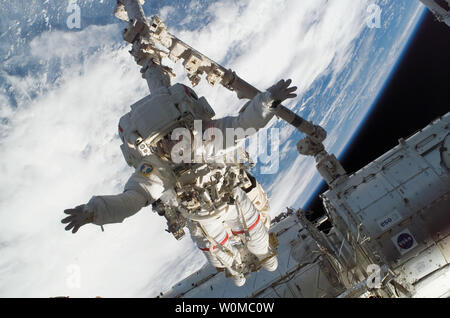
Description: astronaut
62,60,297,286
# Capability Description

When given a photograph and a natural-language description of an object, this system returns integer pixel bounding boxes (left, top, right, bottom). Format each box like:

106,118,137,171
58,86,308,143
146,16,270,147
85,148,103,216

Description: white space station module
163,113,450,298
114,1,450,298
420,0,450,26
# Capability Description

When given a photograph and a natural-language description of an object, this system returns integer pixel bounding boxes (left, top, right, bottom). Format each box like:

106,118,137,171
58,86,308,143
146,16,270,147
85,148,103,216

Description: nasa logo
139,164,153,178
397,233,414,250
391,229,417,255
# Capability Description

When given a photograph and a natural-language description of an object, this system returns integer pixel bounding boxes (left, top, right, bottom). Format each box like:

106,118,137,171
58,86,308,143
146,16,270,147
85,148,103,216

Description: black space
304,11,450,219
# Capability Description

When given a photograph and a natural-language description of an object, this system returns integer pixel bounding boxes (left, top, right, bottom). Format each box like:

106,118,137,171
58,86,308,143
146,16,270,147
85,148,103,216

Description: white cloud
158,6,176,21
0,24,204,297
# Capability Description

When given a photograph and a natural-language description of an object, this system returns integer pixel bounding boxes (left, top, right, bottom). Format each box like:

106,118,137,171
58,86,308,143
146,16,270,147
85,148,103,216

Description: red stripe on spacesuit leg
183,85,191,97
199,233,229,252
231,214,261,235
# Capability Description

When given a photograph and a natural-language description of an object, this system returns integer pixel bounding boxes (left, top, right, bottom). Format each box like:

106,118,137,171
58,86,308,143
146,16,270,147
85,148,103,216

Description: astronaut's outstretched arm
62,190,148,233
86,190,149,226
206,79,297,139
210,91,275,135
62,169,163,232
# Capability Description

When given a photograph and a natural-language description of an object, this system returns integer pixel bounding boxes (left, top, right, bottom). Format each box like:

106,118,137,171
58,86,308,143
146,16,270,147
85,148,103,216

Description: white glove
61,205,94,234
267,79,297,107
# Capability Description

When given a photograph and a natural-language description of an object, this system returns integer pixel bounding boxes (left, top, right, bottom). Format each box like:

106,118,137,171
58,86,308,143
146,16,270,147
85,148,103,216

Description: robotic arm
114,1,327,149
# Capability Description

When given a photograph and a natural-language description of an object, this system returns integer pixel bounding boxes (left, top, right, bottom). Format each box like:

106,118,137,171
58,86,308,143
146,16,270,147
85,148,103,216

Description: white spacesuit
62,62,297,286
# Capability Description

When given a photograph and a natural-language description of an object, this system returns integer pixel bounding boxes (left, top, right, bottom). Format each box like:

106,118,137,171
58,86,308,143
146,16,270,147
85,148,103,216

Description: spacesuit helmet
118,84,215,167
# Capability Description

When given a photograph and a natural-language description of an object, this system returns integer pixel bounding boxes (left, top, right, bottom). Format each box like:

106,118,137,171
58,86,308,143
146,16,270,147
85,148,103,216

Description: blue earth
0,0,426,297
